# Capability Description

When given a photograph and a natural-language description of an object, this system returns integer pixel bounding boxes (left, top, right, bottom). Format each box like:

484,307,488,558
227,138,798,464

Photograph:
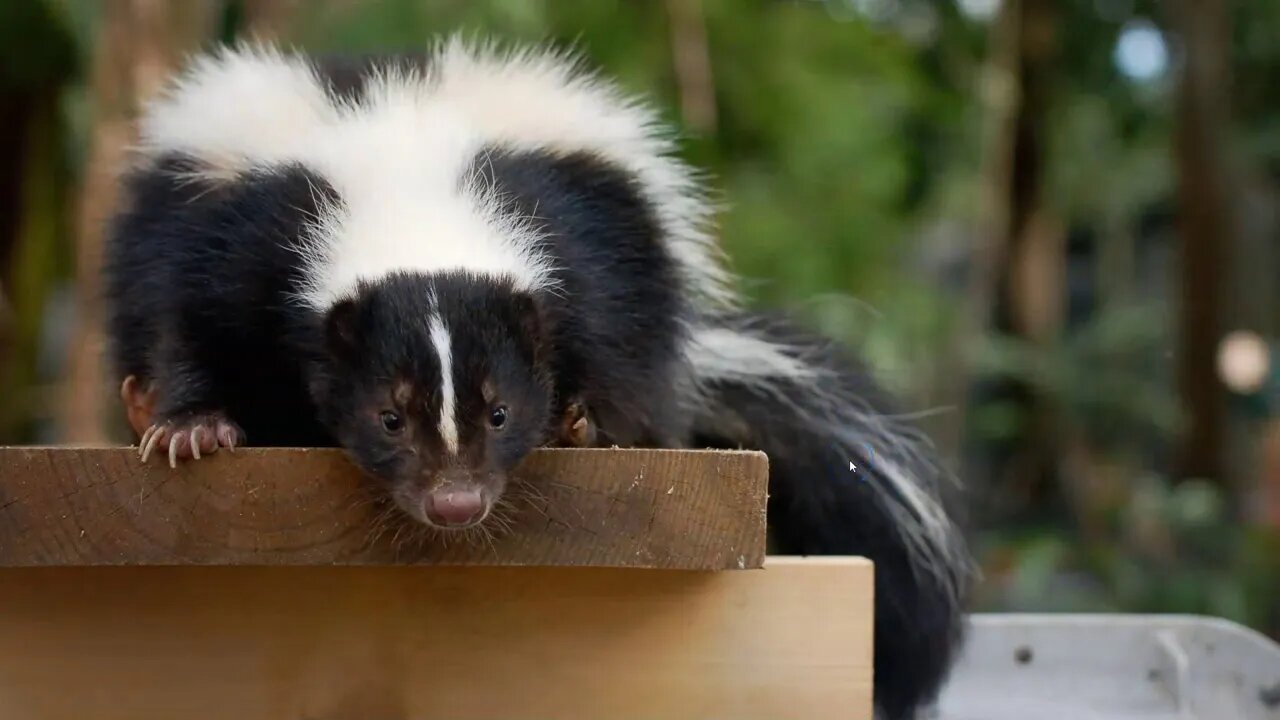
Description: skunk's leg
136,334,243,468
120,375,157,439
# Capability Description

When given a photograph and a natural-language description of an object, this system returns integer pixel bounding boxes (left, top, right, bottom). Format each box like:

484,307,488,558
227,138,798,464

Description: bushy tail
683,312,972,720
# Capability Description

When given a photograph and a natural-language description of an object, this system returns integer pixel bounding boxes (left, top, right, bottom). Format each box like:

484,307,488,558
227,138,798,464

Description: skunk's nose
423,486,487,528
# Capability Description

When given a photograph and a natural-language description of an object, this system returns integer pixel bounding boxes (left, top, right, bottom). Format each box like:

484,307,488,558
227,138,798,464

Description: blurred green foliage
980,475,1280,632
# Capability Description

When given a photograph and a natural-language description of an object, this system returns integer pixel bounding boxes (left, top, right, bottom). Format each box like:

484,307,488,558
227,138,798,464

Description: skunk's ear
324,297,361,360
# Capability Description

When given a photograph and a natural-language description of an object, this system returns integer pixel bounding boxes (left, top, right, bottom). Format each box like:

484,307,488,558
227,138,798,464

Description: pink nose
423,488,486,527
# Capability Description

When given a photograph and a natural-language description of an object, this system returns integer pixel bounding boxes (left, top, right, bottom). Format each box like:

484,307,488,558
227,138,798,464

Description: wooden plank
0,558,873,720
0,447,767,569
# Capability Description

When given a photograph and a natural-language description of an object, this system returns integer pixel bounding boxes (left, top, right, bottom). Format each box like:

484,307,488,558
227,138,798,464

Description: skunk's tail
683,312,972,720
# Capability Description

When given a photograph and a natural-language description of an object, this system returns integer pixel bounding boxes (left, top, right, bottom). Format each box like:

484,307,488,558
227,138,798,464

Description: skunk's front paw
552,398,596,448
139,412,244,468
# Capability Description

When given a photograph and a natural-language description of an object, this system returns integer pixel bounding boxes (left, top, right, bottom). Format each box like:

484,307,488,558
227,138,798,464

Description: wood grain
0,558,873,720
0,447,767,569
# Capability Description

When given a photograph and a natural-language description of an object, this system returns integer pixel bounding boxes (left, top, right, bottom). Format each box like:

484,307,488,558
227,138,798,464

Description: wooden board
0,558,873,720
0,447,768,569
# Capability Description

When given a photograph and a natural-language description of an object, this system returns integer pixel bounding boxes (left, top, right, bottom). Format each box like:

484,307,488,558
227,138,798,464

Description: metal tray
932,614,1280,720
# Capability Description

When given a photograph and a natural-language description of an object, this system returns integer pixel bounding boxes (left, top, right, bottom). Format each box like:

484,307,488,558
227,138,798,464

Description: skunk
103,39,971,718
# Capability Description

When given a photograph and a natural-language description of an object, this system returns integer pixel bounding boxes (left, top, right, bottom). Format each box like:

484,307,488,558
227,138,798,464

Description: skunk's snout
422,483,489,528
409,469,495,530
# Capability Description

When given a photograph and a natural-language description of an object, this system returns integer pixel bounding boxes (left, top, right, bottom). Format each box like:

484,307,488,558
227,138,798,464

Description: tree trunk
968,0,1061,508
241,0,302,39
664,0,717,135
1170,0,1234,482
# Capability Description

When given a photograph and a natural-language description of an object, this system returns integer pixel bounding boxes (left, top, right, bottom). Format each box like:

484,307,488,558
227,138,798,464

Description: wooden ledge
0,558,873,719
0,447,768,569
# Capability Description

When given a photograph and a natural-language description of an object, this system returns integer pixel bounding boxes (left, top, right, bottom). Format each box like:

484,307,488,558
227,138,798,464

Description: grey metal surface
931,614,1280,720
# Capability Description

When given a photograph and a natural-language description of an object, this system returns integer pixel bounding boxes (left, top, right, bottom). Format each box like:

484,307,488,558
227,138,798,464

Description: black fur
475,147,689,447
105,156,335,447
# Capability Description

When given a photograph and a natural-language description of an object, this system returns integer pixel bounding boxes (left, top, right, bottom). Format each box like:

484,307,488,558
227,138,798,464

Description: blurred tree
240,0,303,37
664,0,716,134
0,0,76,440
1170,0,1234,483
969,0,1063,513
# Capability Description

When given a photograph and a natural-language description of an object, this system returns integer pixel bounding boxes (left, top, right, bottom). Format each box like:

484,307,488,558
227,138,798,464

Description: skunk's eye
380,411,404,434
488,405,508,430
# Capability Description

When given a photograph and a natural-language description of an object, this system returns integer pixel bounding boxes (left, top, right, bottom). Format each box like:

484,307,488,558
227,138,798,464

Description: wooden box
0,447,872,719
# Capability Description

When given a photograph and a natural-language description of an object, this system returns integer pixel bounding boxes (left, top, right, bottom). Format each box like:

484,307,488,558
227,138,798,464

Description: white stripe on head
428,312,460,455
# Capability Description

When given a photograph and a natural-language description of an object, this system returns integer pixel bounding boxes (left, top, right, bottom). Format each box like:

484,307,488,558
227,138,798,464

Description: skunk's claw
138,413,244,467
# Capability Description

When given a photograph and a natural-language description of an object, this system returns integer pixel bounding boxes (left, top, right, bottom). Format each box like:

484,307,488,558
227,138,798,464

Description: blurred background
0,0,1276,636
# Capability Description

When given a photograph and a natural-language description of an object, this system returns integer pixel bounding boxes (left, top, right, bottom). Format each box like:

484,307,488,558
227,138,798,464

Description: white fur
428,311,460,455
137,37,730,311
291,68,555,309
138,45,337,181
683,326,824,383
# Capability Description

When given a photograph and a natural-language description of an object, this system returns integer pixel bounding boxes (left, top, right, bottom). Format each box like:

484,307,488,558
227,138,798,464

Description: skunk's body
104,40,970,719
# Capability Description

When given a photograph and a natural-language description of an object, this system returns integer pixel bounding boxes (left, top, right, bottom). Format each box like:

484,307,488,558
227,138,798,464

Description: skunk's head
312,271,553,530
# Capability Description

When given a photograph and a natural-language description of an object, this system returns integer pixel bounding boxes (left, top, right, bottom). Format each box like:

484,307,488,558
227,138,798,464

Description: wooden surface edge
0,446,769,569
